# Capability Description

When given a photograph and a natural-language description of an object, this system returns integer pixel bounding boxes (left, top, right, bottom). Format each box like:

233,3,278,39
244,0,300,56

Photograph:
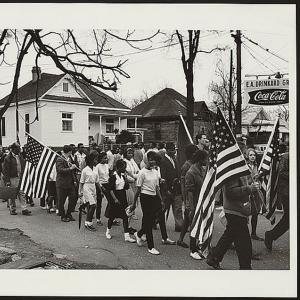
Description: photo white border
0,3,297,297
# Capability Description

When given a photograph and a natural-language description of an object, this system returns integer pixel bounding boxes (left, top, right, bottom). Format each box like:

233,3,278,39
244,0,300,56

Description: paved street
0,197,289,270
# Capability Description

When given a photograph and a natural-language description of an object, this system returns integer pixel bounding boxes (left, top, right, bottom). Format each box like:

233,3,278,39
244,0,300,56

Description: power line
242,34,288,63
242,40,282,71
242,43,276,73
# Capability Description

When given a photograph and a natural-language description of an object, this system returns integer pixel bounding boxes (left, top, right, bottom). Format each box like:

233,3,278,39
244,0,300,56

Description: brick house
130,88,215,144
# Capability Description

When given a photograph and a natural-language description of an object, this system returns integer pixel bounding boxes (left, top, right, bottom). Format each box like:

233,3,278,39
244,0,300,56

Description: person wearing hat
2,142,31,216
160,141,183,232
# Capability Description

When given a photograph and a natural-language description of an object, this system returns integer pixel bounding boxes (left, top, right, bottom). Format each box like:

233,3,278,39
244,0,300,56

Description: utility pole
229,49,233,128
232,30,242,136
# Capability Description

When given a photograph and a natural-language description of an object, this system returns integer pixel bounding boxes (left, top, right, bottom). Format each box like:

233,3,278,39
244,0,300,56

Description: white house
0,67,140,147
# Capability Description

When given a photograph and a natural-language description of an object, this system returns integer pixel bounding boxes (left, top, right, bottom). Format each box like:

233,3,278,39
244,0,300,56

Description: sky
0,4,293,110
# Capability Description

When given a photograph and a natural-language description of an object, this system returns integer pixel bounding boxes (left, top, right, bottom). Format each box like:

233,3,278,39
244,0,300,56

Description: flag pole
179,112,193,144
258,117,279,173
25,132,81,171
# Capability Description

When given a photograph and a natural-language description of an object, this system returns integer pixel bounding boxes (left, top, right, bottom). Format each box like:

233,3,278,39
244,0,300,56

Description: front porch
88,108,143,144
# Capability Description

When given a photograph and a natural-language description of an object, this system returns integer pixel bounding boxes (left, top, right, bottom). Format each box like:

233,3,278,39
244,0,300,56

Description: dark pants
96,186,102,220
138,194,168,249
165,192,183,231
46,181,57,208
108,215,129,233
267,199,289,241
56,186,76,218
250,214,258,235
213,213,252,270
87,204,96,222
179,207,198,253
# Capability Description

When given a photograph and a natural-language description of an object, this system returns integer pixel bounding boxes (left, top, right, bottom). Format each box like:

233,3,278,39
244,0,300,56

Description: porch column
99,115,102,139
134,117,137,132
118,116,121,131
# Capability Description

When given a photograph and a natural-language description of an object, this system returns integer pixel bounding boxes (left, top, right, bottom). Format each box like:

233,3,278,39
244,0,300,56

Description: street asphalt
0,197,289,270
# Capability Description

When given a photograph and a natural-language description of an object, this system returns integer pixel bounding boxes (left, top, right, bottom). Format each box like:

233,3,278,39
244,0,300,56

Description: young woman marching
105,159,136,243
123,147,140,220
130,151,175,255
78,150,100,231
94,151,111,226
245,148,264,241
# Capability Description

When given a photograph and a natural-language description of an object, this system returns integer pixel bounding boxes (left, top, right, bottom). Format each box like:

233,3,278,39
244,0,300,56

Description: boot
124,232,136,243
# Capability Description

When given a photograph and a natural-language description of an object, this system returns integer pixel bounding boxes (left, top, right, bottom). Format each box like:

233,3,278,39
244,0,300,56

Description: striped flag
20,135,57,198
190,107,250,253
258,118,280,224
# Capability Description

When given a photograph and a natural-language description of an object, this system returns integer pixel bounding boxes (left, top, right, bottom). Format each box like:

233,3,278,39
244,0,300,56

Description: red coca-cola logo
248,89,289,105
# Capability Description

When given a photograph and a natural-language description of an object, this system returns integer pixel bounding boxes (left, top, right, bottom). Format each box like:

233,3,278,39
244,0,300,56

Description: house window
25,114,30,134
62,112,73,132
1,117,5,137
63,82,69,92
106,118,114,133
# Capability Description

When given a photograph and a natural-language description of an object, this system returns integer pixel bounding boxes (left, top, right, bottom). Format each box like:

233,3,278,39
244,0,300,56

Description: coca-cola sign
244,78,289,105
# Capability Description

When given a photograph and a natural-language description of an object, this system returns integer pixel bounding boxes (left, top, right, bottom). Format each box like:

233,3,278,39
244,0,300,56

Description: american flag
190,107,250,252
258,118,280,224
20,135,57,198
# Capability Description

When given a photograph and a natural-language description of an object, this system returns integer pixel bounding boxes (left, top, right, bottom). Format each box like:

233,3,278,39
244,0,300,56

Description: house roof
242,106,270,125
76,81,129,110
130,87,213,119
0,73,65,106
0,72,130,110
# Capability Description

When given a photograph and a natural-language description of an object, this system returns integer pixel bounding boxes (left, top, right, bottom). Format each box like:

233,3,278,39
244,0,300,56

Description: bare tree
209,58,249,131
167,30,226,137
130,89,149,109
0,29,160,121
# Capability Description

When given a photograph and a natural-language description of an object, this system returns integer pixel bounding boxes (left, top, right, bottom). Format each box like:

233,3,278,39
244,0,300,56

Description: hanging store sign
244,78,289,105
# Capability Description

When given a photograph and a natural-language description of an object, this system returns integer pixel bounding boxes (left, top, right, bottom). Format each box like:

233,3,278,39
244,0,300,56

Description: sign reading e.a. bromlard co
244,78,289,105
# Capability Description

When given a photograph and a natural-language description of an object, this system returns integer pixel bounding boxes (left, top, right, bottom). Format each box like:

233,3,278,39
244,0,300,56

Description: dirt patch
0,228,116,269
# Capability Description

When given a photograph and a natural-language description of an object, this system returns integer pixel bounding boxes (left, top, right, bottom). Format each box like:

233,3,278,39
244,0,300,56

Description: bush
116,130,135,144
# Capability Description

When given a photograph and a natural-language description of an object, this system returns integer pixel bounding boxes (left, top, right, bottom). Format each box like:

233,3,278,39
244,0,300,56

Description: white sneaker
148,248,160,255
190,252,203,260
134,232,143,246
124,233,136,243
141,234,147,242
106,229,112,240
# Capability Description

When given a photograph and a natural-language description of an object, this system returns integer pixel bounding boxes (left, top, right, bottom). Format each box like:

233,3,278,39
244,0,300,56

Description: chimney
32,66,41,82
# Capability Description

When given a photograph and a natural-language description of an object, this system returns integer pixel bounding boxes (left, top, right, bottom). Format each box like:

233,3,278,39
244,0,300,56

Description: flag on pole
258,118,280,224
20,135,57,198
190,107,250,252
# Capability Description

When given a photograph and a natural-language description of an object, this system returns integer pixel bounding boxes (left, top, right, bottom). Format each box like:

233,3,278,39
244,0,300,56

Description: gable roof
242,107,271,125
0,73,65,106
130,87,213,119
0,72,130,110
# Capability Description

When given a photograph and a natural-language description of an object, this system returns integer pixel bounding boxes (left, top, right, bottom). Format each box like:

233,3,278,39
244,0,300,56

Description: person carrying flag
264,143,289,252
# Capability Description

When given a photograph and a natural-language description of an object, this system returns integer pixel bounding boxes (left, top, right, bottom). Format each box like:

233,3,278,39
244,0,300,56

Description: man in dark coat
2,143,31,215
160,142,183,232
56,144,78,222
264,144,289,251
207,175,260,270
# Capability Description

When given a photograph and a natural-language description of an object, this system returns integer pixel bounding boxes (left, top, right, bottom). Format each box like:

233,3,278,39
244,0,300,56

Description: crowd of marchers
0,133,289,269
